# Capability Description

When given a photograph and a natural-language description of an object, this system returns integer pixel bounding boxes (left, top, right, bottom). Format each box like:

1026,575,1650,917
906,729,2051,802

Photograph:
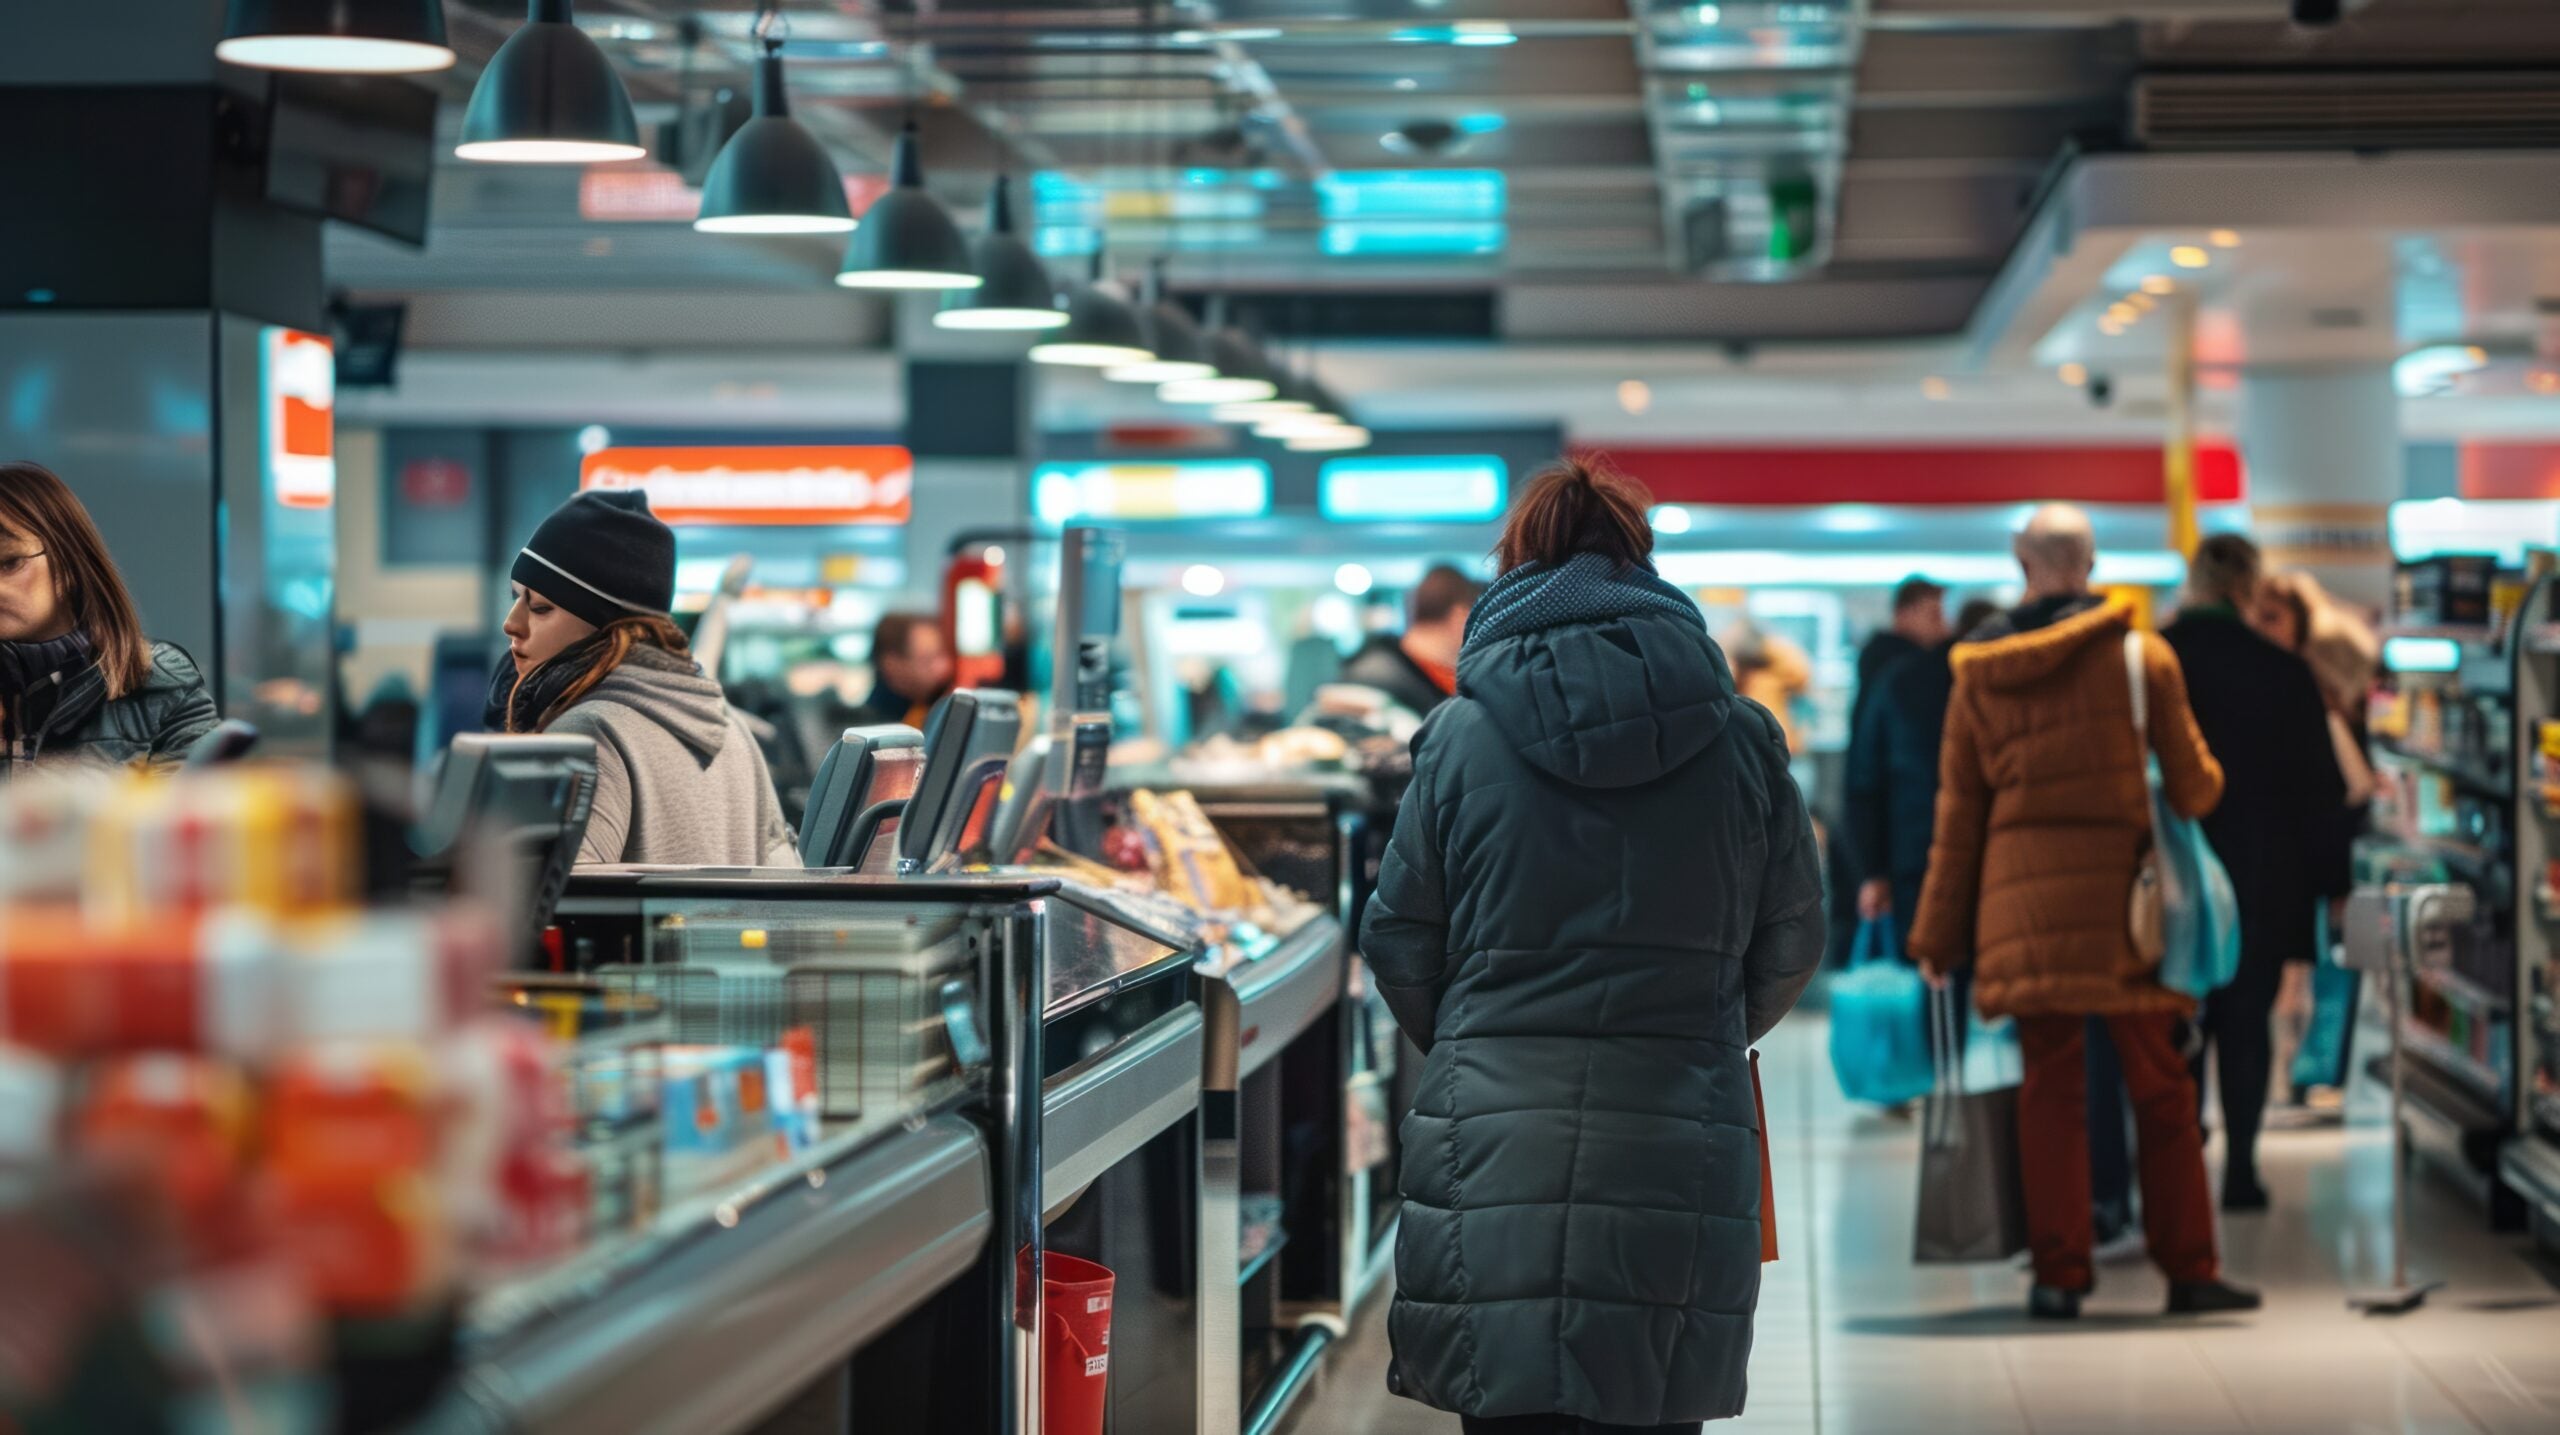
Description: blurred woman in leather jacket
0,461,218,774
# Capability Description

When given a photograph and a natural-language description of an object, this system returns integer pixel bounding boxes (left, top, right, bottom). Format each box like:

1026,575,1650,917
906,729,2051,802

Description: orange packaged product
0,907,278,1058
261,1042,451,1315
70,1054,259,1262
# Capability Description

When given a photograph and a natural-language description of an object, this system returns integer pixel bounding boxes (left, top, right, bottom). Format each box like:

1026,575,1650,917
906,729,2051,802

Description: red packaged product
261,1043,450,1315
69,1053,260,1263
0,908,276,1058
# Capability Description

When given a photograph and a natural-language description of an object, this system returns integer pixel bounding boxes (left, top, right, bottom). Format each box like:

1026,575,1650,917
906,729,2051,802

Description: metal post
990,904,1047,1431
2163,292,2201,559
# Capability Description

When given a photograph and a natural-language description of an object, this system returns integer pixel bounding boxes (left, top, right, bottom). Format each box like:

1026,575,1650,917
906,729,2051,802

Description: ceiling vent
2136,72,2560,150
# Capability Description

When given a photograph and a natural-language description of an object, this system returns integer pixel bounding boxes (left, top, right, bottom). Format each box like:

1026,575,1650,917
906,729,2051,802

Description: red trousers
2015,1013,2220,1292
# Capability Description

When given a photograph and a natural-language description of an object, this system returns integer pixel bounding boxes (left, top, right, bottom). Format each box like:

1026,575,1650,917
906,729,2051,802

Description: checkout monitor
896,689,1023,871
800,724,924,869
415,734,599,932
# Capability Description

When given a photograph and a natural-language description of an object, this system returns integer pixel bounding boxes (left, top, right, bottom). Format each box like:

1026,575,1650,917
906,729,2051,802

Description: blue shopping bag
2143,757,2242,999
1829,918,1933,1107
2122,633,2242,1000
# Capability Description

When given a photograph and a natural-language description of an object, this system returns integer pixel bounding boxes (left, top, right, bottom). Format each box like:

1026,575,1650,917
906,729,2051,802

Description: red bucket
1031,1250,1115,1435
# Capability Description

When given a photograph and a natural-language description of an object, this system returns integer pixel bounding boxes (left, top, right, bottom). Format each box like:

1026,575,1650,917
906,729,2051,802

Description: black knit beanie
510,489,677,628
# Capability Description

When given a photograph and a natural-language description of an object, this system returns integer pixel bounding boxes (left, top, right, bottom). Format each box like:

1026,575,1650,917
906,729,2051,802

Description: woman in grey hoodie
491,490,798,868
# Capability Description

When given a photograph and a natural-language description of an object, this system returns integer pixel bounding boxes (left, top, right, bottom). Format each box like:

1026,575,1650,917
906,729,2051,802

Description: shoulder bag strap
2123,630,2155,851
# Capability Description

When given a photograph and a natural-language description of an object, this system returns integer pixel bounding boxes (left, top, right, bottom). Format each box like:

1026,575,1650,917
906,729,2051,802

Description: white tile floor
1282,1005,2560,1435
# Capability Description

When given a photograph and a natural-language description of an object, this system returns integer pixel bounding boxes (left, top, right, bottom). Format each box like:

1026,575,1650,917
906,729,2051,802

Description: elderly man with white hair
1911,503,2259,1321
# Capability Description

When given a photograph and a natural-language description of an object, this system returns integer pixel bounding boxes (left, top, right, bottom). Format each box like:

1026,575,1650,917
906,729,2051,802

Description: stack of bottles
0,765,584,1430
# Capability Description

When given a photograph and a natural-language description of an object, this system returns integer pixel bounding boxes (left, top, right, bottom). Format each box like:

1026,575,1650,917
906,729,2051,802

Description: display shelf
2375,740,2513,800
2384,622,2504,646
2416,962,2514,1014
2370,832,2501,872
2516,571,2560,1255
2400,1019,2506,1101
1238,1227,1289,1288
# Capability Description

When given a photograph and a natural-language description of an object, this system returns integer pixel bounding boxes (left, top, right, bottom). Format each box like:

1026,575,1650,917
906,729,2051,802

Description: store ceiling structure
328,0,2560,348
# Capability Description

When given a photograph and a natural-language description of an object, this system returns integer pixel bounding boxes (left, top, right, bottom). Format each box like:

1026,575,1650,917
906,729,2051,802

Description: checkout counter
420,719,1353,1435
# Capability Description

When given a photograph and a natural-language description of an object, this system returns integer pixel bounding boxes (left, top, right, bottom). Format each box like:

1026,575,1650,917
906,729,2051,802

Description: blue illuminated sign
1316,170,1506,221
1033,461,1273,527
1319,455,1508,522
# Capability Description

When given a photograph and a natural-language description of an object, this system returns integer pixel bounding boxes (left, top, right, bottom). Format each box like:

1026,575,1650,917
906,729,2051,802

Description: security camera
2087,373,2115,409
1380,119,1462,157
1723,340,1757,367
2292,0,2343,26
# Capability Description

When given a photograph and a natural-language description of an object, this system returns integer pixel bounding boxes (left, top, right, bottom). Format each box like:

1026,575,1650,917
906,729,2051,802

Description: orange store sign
580,446,914,526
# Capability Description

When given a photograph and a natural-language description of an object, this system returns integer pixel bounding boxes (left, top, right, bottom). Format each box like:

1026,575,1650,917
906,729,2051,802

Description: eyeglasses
0,550,44,580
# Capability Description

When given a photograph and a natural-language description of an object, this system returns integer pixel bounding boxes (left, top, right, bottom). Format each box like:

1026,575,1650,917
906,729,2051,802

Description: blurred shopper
1846,597,2000,951
493,490,796,867
2252,570,2378,1108
1343,564,1481,717
1727,622,1813,755
2163,535,2350,1209
857,612,953,728
1363,459,1824,1433
1853,576,1949,732
1911,504,2256,1319
0,461,218,774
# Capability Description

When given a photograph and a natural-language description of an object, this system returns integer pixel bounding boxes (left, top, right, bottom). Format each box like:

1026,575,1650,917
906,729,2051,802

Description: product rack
2500,576,2560,1250
2368,578,2529,1222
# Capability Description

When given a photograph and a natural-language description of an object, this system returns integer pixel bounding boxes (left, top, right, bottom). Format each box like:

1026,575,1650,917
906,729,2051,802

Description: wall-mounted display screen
1032,461,1272,526
1319,455,1507,522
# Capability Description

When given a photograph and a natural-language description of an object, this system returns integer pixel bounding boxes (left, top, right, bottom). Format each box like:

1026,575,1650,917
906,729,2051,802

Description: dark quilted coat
2,642,218,775
1360,553,1826,1427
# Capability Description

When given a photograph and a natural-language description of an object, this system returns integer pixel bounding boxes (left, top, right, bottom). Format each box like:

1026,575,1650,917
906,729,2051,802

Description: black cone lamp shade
1222,365,1317,418
219,0,454,73
934,178,1066,329
696,53,855,234
1107,300,1217,384
836,124,980,291
1160,325,1278,404
457,0,644,163
1027,276,1155,367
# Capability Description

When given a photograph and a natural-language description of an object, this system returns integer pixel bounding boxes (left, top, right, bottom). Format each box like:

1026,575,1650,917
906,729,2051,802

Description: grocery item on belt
83,766,356,923
261,1041,451,1316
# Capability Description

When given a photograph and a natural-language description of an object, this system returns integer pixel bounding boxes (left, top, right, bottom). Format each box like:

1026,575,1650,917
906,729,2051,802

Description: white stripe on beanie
519,546,658,614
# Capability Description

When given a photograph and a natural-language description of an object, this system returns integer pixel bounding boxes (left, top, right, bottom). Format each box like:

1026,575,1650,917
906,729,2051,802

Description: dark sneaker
2166,1279,2262,1315
2221,1177,2270,1213
2029,1285,2084,1321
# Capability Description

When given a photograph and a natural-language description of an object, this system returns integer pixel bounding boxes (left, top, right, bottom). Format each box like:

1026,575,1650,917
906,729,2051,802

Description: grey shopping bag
1913,988,2029,1264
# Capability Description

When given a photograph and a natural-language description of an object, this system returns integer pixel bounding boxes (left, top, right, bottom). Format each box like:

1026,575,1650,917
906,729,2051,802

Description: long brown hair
510,614,692,733
0,461,153,698
1495,455,1658,575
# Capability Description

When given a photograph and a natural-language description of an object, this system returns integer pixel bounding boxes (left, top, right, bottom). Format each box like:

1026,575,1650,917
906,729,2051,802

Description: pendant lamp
836,121,980,290
1160,325,1277,404
1106,269,1215,382
696,47,855,234
218,0,454,73
457,0,645,164
1222,366,1316,419
1028,258,1154,366
934,177,1067,330
1286,425,1371,452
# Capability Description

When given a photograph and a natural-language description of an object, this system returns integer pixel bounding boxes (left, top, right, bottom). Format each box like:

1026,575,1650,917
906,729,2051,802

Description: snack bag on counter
1129,790,1255,915
444,1018,588,1270
260,1042,452,1316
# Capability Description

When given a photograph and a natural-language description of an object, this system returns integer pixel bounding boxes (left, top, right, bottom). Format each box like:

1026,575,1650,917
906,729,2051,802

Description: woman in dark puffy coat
1361,459,1826,1435
0,461,218,775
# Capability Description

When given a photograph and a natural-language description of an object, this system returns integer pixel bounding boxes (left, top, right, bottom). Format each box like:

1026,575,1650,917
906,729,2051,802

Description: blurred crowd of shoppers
1846,503,2379,1318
